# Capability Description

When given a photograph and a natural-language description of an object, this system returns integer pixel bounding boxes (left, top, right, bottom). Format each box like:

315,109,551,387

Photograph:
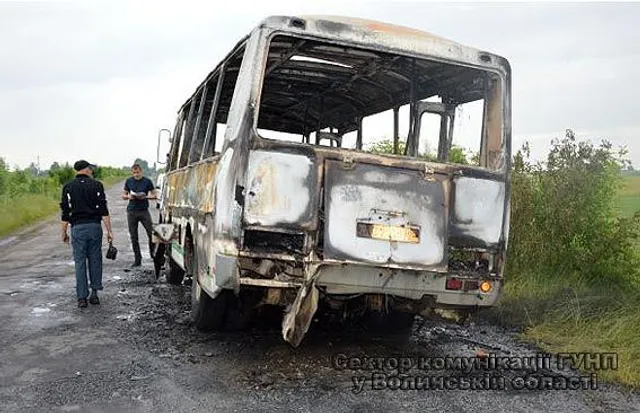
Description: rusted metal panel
281,262,322,347
484,77,505,171
165,171,186,207
189,161,218,213
212,147,239,239
164,161,217,213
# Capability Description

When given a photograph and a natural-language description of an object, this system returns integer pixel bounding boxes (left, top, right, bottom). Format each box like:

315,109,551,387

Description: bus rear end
234,16,512,346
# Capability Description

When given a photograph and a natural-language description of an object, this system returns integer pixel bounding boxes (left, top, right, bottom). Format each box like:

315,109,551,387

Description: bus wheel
191,280,228,331
152,243,166,279
224,290,257,331
166,257,185,285
364,311,415,333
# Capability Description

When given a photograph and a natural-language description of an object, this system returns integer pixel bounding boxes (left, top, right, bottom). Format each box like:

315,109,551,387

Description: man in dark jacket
121,163,157,267
60,160,114,308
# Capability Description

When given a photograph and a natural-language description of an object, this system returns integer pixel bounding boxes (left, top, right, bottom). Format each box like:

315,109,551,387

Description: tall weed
507,130,640,287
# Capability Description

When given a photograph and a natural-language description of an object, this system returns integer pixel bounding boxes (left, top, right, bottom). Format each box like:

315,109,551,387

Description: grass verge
491,172,640,388
0,178,126,238
0,194,59,237
492,272,640,388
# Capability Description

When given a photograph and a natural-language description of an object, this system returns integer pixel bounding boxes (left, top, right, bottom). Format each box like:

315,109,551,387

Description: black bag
106,242,118,260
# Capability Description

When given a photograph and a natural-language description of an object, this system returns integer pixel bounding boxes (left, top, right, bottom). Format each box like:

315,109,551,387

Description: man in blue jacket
60,160,114,308
121,163,157,267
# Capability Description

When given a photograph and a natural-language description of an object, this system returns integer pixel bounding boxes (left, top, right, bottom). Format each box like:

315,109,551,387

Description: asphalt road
1,181,639,413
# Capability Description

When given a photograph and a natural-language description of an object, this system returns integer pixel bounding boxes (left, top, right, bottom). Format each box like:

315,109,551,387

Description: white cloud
0,1,638,169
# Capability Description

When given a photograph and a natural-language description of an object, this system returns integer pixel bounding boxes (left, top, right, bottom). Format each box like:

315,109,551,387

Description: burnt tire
166,236,192,286
191,281,229,331
223,291,255,331
364,311,415,333
166,257,185,285
152,243,166,279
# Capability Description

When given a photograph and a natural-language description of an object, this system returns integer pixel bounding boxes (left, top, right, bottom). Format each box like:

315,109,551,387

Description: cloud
1,1,638,169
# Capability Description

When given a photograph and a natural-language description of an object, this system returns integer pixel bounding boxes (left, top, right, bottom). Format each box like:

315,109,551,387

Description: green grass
617,176,640,217
492,175,640,388
493,275,640,388
0,178,126,238
0,194,59,237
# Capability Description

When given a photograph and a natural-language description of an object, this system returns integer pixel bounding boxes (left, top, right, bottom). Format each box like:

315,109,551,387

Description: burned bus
153,15,512,347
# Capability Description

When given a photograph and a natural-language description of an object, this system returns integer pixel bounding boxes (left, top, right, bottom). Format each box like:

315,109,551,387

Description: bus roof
257,15,510,74
177,15,511,131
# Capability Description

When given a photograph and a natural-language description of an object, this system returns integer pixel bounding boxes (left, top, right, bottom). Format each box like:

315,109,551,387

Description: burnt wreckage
152,16,512,346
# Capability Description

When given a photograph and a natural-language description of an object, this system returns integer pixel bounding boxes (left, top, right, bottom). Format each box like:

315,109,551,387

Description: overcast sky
1,1,639,170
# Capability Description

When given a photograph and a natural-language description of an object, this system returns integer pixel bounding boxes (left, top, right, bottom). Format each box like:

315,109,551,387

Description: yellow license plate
356,222,420,243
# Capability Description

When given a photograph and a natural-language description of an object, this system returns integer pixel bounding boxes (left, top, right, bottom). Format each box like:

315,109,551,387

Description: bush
507,129,640,287
364,138,473,164
496,130,640,387
366,139,406,156
94,165,129,181
48,163,75,186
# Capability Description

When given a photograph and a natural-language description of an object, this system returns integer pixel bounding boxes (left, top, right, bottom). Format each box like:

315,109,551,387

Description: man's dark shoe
89,291,100,305
78,298,88,308
130,261,141,268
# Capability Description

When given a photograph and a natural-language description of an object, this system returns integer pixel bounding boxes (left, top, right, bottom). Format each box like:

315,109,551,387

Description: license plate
356,222,420,243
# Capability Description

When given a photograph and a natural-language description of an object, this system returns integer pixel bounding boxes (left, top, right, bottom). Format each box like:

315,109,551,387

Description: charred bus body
153,16,512,347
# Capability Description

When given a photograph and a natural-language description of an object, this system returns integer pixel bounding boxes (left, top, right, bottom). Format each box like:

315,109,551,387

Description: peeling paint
244,151,314,226
323,160,447,268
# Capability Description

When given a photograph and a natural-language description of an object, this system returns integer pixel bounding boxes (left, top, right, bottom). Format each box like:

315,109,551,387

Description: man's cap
73,160,97,171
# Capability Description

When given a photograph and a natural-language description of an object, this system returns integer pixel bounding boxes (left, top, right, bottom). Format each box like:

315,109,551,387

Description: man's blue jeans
71,222,103,299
